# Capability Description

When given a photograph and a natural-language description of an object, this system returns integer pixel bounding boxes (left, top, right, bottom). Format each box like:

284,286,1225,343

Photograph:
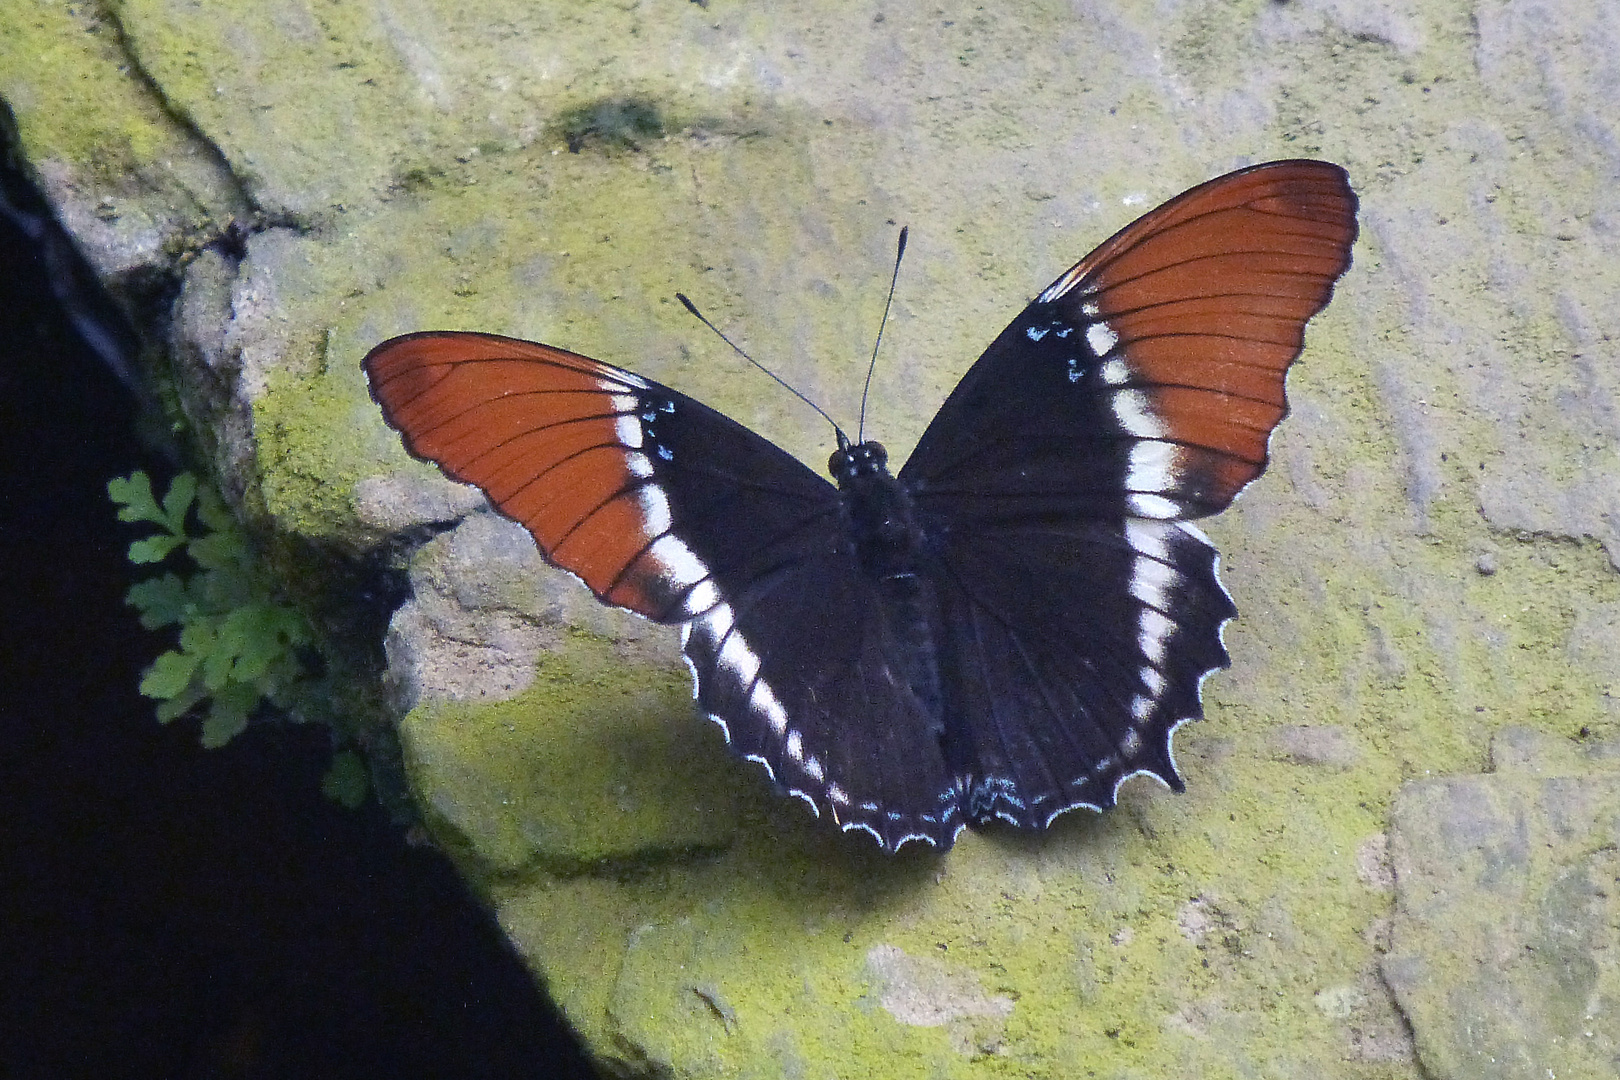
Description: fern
109,473,367,805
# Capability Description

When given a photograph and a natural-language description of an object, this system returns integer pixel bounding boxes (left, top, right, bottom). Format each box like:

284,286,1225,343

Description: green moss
254,361,380,542
399,630,739,877
0,4,172,168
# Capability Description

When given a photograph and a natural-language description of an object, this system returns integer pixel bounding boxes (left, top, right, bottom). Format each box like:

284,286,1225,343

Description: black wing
899,161,1358,829
364,332,959,850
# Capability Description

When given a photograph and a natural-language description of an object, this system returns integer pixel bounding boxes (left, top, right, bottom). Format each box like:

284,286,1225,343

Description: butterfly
364,159,1358,853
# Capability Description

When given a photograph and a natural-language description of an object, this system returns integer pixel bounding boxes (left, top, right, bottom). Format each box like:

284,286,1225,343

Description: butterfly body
828,440,950,756
365,160,1358,852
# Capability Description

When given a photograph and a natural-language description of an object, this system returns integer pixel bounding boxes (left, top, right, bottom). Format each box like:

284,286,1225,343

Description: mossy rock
6,0,1619,1075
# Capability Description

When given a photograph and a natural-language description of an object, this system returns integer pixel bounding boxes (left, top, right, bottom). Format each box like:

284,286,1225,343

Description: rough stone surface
1384,728,1620,1080
350,473,487,537
864,944,1015,1055
1272,724,1363,769
7,0,1620,1076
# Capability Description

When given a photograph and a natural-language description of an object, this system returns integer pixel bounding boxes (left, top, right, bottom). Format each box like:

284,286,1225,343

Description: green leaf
261,604,312,647
186,529,247,574
108,471,164,525
159,473,198,533
115,467,325,756
196,633,237,692
321,751,369,808
178,620,239,693
190,566,247,615
140,650,199,700
194,484,236,535
155,683,206,723
200,702,250,748
177,617,217,654
127,533,187,564
200,684,257,747
212,604,311,682
126,573,189,628
216,608,269,681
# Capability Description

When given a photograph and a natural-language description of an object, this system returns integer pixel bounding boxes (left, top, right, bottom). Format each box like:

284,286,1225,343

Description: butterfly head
829,439,889,483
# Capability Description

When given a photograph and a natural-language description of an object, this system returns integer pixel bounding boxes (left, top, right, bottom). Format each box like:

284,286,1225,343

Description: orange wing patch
364,332,704,621
1048,161,1357,514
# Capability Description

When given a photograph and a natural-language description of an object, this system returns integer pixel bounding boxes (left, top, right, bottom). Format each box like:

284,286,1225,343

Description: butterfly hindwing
928,517,1234,827
682,554,959,848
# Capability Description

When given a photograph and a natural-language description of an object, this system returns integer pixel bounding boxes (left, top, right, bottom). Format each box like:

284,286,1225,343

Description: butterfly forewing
904,160,1357,517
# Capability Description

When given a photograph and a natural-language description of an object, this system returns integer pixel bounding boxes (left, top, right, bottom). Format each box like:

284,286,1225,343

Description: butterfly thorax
829,441,916,578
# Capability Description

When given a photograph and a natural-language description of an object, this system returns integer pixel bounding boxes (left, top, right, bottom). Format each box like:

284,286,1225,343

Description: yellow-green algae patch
107,0,829,218
423,602,1421,1078
0,2,181,174
250,128,914,547
0,0,244,263
486,769,1408,1078
400,632,739,875
254,363,383,544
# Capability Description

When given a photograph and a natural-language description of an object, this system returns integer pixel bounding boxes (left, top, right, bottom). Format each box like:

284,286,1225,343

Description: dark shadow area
0,146,601,1078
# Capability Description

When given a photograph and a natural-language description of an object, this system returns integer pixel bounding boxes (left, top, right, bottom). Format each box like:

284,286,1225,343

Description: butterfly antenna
676,293,848,444
858,225,908,443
